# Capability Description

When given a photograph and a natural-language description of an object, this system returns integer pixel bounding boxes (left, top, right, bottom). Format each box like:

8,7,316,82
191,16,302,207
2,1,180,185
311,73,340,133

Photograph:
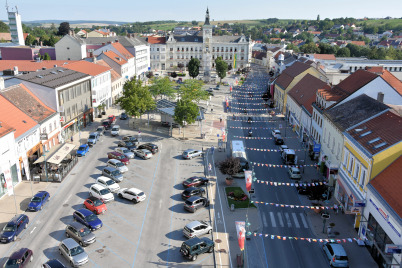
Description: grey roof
81,36,147,47
213,36,244,43
174,35,203,43
17,67,90,89
324,94,389,131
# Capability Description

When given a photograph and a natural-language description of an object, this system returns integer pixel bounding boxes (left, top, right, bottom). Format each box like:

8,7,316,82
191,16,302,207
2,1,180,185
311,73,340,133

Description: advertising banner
235,221,246,251
244,170,252,192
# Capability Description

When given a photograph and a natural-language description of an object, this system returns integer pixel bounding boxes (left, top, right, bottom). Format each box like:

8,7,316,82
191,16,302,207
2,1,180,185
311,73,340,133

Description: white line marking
269,212,277,227
262,213,268,227
292,213,300,228
300,213,309,228
217,212,220,219
30,227,36,234
277,212,284,227
284,212,292,227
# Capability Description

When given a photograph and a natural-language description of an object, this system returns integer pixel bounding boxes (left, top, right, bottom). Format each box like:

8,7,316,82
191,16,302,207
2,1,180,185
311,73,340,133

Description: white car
89,184,114,203
110,125,120,136
211,74,218,79
96,176,120,193
107,159,128,173
288,167,302,180
133,149,152,159
117,188,146,203
272,129,281,137
115,147,135,159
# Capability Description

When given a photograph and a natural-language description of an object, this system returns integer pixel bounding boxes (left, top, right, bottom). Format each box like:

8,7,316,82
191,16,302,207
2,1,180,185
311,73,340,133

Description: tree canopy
177,79,209,103
149,77,175,100
215,57,228,82
173,99,199,128
188,58,201,78
57,22,70,36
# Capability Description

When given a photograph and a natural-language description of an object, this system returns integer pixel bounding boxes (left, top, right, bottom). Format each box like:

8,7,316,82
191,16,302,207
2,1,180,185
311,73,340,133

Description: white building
6,4,24,46
0,122,19,198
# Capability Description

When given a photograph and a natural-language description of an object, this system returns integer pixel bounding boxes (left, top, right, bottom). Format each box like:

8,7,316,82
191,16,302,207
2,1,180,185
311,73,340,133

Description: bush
177,73,186,77
218,157,241,176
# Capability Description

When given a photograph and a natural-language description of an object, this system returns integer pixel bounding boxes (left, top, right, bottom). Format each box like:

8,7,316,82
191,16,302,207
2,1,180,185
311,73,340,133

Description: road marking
30,227,36,234
284,212,292,227
277,212,284,227
217,212,220,219
64,194,72,203
292,213,300,228
269,212,277,227
300,213,309,228
262,213,268,227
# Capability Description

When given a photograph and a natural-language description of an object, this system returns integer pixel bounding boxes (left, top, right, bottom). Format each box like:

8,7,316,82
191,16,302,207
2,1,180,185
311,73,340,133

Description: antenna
5,0,9,12
15,5,18,14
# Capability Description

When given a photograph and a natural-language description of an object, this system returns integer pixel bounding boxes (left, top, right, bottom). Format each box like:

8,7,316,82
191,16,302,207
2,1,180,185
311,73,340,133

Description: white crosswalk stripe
284,212,292,227
269,212,277,227
300,212,309,228
262,213,268,227
277,212,284,227
292,213,300,228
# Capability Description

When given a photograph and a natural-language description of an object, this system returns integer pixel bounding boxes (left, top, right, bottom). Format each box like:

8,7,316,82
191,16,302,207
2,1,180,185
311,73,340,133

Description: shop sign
385,244,402,254
60,116,65,123
40,133,48,141
313,142,321,153
3,168,13,196
350,207,362,214
353,200,366,207
370,198,401,237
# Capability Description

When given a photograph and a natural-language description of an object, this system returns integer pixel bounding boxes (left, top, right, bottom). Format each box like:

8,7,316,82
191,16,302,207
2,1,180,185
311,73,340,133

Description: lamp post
42,145,49,183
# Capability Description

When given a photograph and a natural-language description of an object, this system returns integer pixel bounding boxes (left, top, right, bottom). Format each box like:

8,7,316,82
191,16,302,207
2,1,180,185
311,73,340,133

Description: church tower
202,8,212,80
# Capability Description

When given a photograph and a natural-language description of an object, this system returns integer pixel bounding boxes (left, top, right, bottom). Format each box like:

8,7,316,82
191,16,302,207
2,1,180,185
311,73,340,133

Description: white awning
33,143,63,164
46,143,76,165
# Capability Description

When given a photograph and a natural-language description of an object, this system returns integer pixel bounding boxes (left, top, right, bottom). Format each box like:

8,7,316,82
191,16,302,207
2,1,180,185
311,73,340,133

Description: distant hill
22,20,130,25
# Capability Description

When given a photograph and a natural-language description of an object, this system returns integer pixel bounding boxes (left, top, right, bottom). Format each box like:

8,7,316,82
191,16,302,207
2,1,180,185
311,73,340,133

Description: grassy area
225,186,256,209
356,19,402,28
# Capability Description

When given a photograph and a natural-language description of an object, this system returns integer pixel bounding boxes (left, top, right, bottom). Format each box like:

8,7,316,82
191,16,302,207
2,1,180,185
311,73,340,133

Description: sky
1,0,402,23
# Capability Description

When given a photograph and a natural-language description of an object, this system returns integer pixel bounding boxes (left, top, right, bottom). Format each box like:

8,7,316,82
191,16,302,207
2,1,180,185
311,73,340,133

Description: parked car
181,187,206,200
58,238,89,267
296,185,310,195
42,259,66,268
161,121,179,128
322,242,349,267
96,176,120,193
117,140,137,151
65,222,96,247
120,113,128,120
102,120,111,130
271,129,281,137
180,237,214,261
0,214,29,243
182,149,203,159
115,147,135,159
107,152,129,165
274,135,284,145
27,191,50,211
89,184,114,203
107,159,128,173
205,89,214,96
111,125,120,136
3,247,33,267
76,144,89,157
95,126,105,136
133,149,152,159
182,177,209,188
288,167,302,180
184,196,210,213
83,196,107,215
108,115,116,125
214,84,220,90
87,132,99,147
137,143,159,154
183,220,212,238
117,188,146,203
102,167,123,182
121,135,139,145
279,145,288,154
72,209,102,231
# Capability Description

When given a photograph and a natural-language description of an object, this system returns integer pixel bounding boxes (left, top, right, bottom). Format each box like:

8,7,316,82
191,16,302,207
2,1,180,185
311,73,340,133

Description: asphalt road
227,64,330,268
0,120,214,267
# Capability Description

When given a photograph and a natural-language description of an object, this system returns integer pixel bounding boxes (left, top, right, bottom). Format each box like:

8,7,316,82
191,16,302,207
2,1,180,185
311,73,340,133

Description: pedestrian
71,136,73,142
219,116,222,123
208,163,212,175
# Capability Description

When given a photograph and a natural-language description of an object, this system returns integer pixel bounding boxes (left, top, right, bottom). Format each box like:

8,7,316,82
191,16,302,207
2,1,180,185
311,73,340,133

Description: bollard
230,204,235,211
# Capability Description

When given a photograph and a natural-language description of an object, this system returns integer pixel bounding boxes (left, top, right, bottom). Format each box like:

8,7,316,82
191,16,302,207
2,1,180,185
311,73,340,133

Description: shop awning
33,143,63,164
47,143,76,165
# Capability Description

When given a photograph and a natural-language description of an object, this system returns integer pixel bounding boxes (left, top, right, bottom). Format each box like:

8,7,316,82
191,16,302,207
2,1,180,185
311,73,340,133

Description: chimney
102,43,105,46
93,56,97,64
115,39,119,43
13,66,19,75
377,92,384,103
0,77,4,90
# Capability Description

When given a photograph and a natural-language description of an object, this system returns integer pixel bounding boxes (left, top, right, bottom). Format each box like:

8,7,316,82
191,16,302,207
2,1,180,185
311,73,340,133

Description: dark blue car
76,144,89,157
73,209,102,231
0,214,29,243
27,191,50,211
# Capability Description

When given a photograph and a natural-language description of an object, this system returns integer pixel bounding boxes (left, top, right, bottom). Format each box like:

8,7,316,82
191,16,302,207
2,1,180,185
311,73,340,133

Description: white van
111,125,120,136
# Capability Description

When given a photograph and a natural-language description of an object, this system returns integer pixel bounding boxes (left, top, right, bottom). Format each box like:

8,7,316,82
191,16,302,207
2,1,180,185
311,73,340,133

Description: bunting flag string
251,162,318,168
252,200,338,210
233,136,300,140
231,119,284,123
230,107,271,111
229,102,267,106
231,97,265,100
245,147,309,152
251,232,362,244
229,126,293,130
255,180,327,187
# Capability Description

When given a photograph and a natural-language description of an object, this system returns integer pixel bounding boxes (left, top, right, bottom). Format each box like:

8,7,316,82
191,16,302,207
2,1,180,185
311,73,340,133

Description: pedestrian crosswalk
261,211,309,229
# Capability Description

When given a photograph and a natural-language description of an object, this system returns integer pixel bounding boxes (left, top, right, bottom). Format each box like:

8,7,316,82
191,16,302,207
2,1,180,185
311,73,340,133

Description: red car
182,176,209,188
108,115,116,124
84,196,107,215
107,152,129,165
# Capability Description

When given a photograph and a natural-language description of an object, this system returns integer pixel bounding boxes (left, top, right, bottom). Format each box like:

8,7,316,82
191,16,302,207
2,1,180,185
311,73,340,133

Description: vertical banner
244,170,252,192
3,167,13,195
235,221,246,251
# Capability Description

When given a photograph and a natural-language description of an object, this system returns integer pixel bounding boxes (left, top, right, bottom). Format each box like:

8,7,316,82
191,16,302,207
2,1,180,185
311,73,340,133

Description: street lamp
42,145,50,183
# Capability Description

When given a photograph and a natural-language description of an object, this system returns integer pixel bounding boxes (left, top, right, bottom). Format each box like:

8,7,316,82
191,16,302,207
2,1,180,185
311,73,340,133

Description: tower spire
204,7,210,25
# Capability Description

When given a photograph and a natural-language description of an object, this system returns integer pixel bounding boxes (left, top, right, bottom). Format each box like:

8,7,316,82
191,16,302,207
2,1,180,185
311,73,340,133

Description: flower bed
225,187,255,209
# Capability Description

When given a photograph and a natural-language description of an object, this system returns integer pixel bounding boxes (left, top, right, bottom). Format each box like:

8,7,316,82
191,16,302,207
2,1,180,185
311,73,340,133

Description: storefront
61,118,77,142
0,163,19,198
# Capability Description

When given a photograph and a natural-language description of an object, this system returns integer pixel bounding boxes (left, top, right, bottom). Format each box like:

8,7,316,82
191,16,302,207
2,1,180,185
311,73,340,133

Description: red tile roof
95,60,121,82
252,51,266,60
0,95,38,138
63,60,111,77
0,83,55,123
0,60,77,72
350,41,366,46
0,33,11,41
0,121,15,138
275,62,311,89
313,54,336,60
368,69,402,95
288,74,330,114
370,156,402,218
103,50,128,66
111,42,134,60
347,111,402,155
147,36,166,44
317,88,344,102
333,69,378,96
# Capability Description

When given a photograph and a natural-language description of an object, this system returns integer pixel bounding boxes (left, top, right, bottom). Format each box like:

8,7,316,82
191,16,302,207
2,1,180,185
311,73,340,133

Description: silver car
183,221,212,239
65,222,96,247
115,147,135,159
102,167,123,182
133,149,152,159
182,149,203,159
107,159,128,173
58,238,89,267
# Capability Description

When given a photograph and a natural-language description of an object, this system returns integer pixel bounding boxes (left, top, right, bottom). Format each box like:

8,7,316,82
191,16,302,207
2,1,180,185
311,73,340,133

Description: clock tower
202,8,212,80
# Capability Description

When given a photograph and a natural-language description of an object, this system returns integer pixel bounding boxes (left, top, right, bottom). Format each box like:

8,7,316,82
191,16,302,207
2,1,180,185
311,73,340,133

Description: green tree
57,22,70,36
300,42,320,53
116,78,156,118
215,57,228,82
0,20,9,32
149,77,175,100
43,53,51,60
286,43,300,52
37,52,42,60
177,79,209,103
25,34,36,46
336,47,351,57
174,99,199,130
191,20,198,26
188,58,200,78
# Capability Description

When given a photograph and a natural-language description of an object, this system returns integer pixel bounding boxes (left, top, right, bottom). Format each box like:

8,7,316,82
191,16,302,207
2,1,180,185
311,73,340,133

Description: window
343,150,348,166
360,169,366,187
327,132,331,147
349,157,354,173
332,138,335,152
354,163,360,181
337,144,340,159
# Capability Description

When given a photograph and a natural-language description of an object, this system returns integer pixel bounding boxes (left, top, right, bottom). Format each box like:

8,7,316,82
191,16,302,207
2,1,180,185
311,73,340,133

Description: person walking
219,116,223,123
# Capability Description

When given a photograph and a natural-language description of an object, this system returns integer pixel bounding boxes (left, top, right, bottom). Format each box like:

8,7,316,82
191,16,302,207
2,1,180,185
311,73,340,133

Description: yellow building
273,61,322,115
336,111,402,228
